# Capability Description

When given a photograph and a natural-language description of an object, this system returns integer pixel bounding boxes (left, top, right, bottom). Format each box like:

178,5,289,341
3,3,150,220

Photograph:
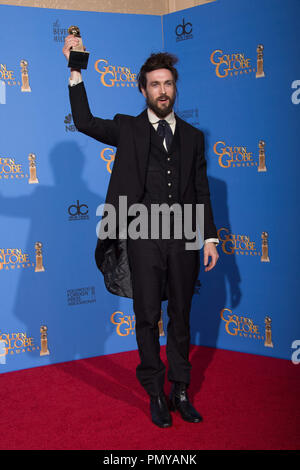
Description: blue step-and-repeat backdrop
1,0,299,373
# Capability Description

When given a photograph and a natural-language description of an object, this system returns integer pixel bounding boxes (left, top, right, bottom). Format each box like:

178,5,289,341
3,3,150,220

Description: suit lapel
133,109,151,188
175,114,194,199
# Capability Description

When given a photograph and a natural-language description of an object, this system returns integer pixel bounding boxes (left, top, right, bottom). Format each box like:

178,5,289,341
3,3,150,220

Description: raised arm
63,34,120,147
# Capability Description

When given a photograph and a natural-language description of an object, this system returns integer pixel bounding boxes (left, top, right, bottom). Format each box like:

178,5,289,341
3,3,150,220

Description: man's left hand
204,242,219,272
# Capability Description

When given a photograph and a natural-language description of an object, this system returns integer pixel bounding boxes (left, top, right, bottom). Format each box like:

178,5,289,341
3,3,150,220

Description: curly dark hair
137,52,179,92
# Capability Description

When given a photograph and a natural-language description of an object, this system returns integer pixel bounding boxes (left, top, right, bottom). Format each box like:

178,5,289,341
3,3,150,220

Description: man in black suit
63,35,219,428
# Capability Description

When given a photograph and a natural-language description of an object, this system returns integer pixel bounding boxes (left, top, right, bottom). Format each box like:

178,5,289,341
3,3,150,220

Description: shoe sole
152,421,172,428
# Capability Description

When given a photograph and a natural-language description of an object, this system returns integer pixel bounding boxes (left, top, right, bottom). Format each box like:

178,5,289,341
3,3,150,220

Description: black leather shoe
150,392,172,428
169,382,203,423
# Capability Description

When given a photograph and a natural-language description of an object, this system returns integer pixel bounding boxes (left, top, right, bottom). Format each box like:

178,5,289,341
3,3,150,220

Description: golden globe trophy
40,325,50,356
158,310,165,337
256,45,265,78
68,26,89,70
20,60,31,92
258,140,267,172
261,231,270,262
264,316,273,348
28,153,39,184
35,242,45,272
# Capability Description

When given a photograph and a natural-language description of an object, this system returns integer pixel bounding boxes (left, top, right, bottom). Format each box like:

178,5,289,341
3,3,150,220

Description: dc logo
175,18,193,39
68,200,88,217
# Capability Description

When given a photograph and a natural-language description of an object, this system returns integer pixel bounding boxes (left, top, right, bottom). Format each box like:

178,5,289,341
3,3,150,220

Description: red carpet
0,345,299,450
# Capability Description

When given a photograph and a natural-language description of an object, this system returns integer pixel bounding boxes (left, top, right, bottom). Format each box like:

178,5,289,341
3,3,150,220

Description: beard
145,91,176,118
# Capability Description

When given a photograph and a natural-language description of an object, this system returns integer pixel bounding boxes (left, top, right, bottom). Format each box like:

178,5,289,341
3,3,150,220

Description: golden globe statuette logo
261,231,270,262
256,44,265,78
264,316,273,348
158,310,165,337
20,60,31,92
258,140,267,172
28,153,39,184
34,242,45,272
100,147,115,174
40,325,50,356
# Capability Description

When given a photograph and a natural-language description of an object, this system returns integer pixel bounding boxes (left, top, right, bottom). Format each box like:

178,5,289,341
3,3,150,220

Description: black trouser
127,228,200,397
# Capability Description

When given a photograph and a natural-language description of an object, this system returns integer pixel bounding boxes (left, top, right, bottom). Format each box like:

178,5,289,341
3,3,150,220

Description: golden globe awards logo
0,156,28,180
221,308,262,340
213,141,256,168
100,147,115,174
220,308,274,347
0,326,51,362
210,49,253,78
0,249,32,270
0,331,38,358
0,242,46,271
213,140,267,171
94,59,137,88
110,311,136,336
0,61,31,92
110,310,165,337
210,45,265,79
217,228,270,262
0,154,39,182
0,64,20,86
0,62,23,104
218,228,259,256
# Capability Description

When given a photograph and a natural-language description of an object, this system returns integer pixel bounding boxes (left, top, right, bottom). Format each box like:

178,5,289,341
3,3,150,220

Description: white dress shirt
69,76,219,246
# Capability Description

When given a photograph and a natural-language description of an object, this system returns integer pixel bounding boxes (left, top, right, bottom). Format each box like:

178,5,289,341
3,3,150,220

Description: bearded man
64,37,219,428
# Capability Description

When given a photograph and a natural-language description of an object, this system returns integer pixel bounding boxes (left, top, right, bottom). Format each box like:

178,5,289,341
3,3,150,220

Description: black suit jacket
69,81,217,299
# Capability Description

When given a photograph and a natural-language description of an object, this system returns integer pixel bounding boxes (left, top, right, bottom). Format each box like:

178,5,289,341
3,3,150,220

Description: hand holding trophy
63,26,89,70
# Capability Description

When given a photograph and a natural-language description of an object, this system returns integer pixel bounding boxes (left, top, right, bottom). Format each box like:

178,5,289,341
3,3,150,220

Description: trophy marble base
40,349,50,356
35,267,45,272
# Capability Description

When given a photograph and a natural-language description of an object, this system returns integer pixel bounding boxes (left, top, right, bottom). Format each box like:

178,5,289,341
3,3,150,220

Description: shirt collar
147,107,176,126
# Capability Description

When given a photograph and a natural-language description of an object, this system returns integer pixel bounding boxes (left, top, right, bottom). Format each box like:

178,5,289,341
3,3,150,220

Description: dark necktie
156,119,173,152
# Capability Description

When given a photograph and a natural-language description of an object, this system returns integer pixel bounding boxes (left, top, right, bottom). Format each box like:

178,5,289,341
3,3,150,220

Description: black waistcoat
134,122,183,239
141,121,181,207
